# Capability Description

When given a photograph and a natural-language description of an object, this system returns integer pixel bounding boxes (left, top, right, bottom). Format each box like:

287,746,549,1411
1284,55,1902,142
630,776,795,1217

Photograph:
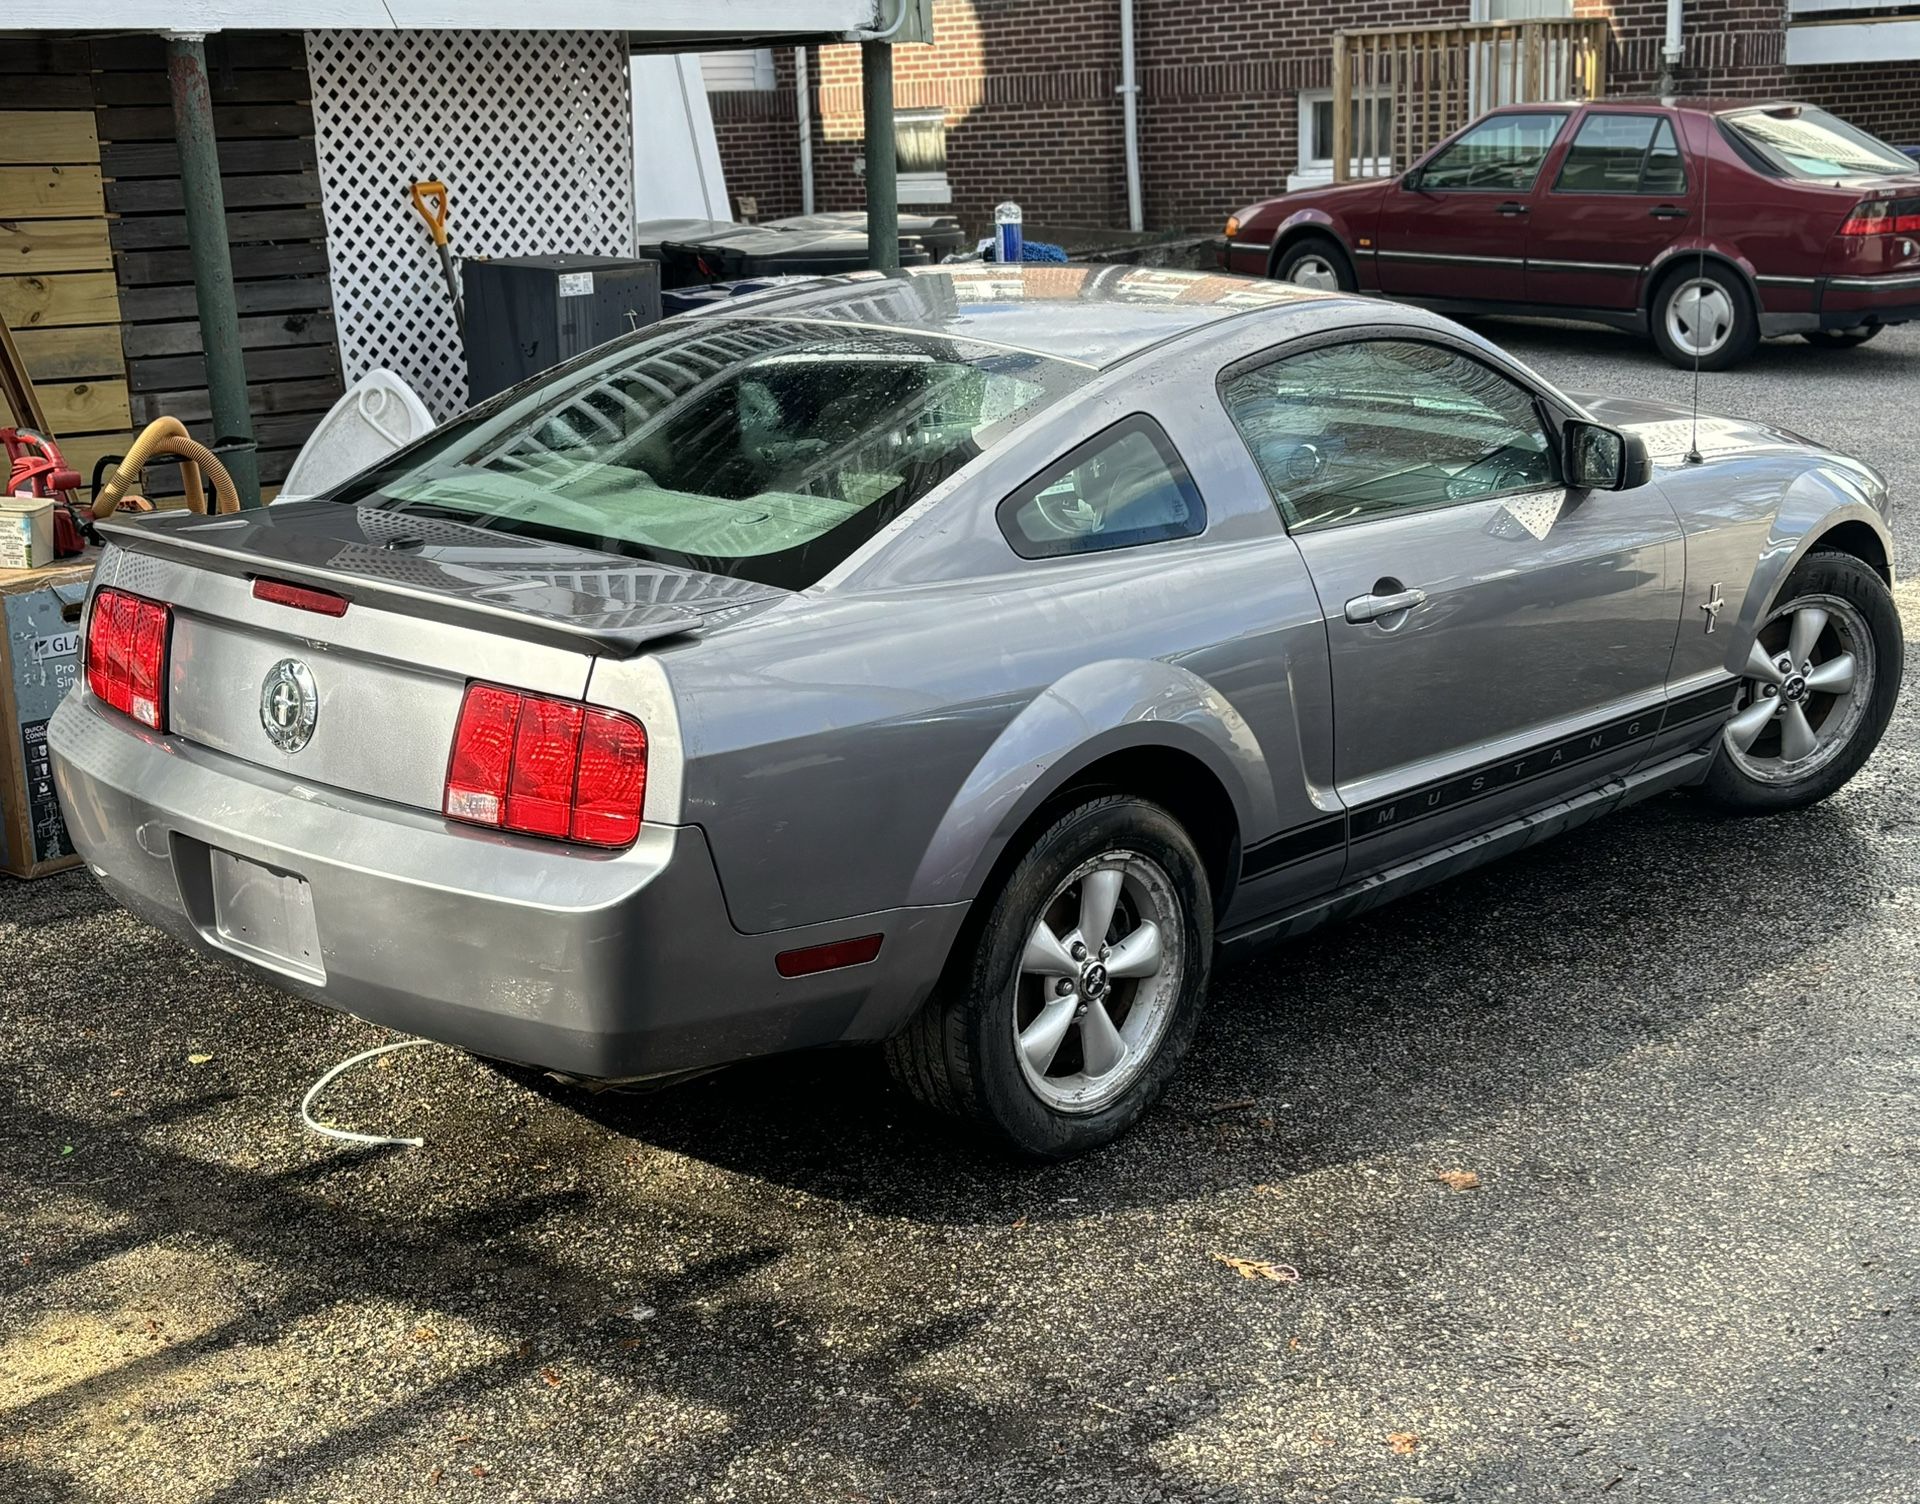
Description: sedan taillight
85,587,171,731
444,683,647,848
1841,196,1920,235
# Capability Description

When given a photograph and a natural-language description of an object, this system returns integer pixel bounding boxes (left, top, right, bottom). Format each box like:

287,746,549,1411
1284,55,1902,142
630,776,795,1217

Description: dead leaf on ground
1387,1431,1421,1454
540,1367,561,1388
1434,1168,1481,1192
410,1325,438,1344
186,1053,213,1065
1210,1252,1301,1283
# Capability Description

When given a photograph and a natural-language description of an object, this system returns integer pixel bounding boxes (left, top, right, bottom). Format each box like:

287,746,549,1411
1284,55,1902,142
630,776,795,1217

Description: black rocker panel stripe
1240,815,1345,880
1239,681,1738,881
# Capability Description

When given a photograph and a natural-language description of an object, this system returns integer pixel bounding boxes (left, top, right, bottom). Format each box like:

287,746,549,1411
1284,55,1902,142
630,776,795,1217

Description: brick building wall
709,0,1920,240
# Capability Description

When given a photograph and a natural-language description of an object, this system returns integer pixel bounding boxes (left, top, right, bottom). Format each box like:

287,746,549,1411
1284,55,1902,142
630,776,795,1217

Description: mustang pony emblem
259,659,318,753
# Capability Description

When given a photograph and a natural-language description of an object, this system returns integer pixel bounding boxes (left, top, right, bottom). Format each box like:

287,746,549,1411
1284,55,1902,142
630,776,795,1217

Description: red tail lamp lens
85,587,170,731
1842,200,1893,235
444,683,646,848
252,577,349,617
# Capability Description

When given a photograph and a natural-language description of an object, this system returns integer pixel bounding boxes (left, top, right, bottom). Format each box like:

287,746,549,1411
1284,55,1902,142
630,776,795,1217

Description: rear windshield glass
1722,106,1915,180
332,317,1089,590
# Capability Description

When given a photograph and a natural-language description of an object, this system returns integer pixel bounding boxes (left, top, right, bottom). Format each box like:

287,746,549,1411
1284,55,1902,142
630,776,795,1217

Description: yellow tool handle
409,180,451,248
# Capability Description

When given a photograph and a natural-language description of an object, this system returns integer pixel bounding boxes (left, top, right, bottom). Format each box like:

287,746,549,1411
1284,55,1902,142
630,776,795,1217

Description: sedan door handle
1648,205,1688,220
1344,587,1427,623
1495,201,1528,216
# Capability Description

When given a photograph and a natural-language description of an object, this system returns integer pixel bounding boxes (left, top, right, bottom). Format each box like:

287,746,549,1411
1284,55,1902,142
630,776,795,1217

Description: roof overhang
8,0,884,35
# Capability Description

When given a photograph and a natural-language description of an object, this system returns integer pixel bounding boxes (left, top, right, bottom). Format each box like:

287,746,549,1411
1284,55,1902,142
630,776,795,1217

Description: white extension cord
299,1037,442,1149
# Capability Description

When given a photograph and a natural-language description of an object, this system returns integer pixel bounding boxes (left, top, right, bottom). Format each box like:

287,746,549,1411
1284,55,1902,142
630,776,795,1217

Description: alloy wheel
1725,592,1875,785
1014,850,1185,1114
1665,277,1736,359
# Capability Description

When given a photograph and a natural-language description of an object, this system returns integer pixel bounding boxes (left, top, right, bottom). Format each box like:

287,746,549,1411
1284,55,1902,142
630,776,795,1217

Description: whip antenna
1684,84,1710,465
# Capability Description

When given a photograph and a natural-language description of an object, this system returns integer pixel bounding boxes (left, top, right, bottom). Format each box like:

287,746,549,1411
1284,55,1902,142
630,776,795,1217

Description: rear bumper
48,692,965,1080
1759,273,1920,334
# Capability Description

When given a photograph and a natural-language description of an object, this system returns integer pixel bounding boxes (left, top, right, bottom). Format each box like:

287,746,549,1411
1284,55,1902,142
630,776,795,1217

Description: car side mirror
1564,421,1650,491
1401,168,1425,191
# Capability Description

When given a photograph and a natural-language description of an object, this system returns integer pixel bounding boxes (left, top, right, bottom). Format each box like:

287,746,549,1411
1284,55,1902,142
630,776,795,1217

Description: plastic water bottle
994,201,1023,265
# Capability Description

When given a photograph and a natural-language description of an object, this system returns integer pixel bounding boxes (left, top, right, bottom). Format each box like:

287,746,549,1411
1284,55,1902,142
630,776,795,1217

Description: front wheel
1697,551,1902,815
1650,263,1759,370
1272,236,1356,293
884,795,1213,1158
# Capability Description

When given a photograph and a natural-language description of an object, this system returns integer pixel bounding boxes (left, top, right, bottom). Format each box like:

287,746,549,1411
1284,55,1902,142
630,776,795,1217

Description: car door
1219,333,1685,881
1527,110,1694,310
1374,110,1569,300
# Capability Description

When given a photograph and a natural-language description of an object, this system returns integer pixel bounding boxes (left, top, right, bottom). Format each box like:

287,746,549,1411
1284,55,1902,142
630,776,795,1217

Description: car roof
1498,95,1818,118
699,264,1344,370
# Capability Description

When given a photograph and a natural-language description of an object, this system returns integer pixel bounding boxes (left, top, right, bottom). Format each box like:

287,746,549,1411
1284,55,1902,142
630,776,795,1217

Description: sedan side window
1416,112,1567,192
1221,339,1556,533
1555,114,1688,194
999,415,1205,559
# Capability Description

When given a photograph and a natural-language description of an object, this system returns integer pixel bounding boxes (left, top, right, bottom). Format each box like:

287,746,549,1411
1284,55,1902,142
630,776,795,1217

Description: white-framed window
1291,90,1394,191
700,48,776,93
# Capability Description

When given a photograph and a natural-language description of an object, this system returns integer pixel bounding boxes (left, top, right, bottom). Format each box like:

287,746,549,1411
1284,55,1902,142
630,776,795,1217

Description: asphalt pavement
3,320,1917,1504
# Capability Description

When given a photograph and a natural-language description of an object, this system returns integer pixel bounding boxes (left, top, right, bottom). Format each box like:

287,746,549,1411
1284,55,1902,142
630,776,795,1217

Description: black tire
1802,325,1882,350
1649,261,1760,371
1696,551,1902,815
883,794,1214,1158
1272,234,1357,292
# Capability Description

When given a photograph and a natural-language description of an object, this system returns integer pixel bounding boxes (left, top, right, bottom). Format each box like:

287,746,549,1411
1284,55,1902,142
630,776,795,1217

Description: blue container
994,201,1023,265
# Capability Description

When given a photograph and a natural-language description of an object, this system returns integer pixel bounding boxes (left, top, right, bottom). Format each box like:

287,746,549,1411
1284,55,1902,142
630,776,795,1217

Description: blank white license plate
207,849,326,984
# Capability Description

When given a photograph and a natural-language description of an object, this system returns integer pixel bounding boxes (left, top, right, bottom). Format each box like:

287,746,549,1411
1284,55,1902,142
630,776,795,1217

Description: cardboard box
0,496,56,571
2,554,97,878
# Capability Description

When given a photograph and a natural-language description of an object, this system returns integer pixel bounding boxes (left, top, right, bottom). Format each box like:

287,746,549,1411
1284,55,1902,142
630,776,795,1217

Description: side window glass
1640,119,1687,194
1417,112,1566,192
1555,113,1658,192
1000,415,1205,559
1221,340,1556,533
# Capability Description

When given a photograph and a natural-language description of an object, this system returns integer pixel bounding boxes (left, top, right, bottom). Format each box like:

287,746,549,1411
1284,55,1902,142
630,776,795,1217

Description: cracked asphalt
3,320,1917,1504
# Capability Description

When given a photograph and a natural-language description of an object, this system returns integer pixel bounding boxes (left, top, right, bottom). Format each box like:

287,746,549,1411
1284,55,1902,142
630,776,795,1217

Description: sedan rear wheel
884,794,1213,1158
1698,552,1902,814
1650,264,1758,371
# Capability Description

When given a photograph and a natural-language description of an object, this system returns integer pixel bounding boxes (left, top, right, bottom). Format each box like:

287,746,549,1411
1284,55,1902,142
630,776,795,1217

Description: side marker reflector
775,934,884,978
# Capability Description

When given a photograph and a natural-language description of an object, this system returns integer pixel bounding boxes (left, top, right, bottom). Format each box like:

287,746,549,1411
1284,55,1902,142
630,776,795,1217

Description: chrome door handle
1648,205,1687,220
1496,201,1528,216
1344,587,1427,623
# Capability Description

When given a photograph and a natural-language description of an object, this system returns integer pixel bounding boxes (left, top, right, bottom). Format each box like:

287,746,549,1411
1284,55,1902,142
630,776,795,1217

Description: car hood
1578,393,1889,507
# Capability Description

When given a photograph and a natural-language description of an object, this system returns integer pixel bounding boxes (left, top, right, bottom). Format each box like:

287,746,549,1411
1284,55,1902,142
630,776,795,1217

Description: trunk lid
100,500,782,810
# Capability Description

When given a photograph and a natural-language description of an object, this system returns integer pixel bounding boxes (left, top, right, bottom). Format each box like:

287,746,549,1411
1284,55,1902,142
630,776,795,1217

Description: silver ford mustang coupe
51,265,1901,1157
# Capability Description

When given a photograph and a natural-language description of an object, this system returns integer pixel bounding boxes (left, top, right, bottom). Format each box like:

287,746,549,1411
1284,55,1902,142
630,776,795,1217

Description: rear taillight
444,683,647,848
1841,196,1920,235
85,587,171,731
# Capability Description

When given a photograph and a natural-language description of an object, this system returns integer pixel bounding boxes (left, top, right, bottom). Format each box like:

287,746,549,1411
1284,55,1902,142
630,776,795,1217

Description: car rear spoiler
95,511,776,659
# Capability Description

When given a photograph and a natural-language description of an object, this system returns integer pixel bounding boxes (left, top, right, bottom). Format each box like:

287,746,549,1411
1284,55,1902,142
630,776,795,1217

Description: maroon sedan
1220,98,1920,369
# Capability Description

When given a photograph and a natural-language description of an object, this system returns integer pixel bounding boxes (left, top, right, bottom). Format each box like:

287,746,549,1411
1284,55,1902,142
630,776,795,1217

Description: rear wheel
1802,325,1882,350
1272,235,1356,293
884,795,1213,1158
1650,263,1759,370
1697,552,1901,815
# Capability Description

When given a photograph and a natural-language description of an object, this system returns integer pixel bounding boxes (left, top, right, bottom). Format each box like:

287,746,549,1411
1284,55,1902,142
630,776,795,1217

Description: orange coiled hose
91,417,242,518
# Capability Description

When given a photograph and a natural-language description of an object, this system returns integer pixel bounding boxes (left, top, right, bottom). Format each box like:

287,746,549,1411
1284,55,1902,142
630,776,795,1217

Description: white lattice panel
304,29,636,420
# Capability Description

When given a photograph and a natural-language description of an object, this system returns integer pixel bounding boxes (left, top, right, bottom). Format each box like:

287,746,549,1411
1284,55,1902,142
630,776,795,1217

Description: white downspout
1661,0,1685,96
1120,0,1143,232
795,45,815,215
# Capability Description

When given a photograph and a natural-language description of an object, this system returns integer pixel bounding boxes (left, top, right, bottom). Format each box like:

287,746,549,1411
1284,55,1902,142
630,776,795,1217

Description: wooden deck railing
1331,17,1610,182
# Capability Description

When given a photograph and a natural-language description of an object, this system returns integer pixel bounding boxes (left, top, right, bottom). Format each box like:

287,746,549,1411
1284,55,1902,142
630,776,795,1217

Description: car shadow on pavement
559,790,1884,1227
